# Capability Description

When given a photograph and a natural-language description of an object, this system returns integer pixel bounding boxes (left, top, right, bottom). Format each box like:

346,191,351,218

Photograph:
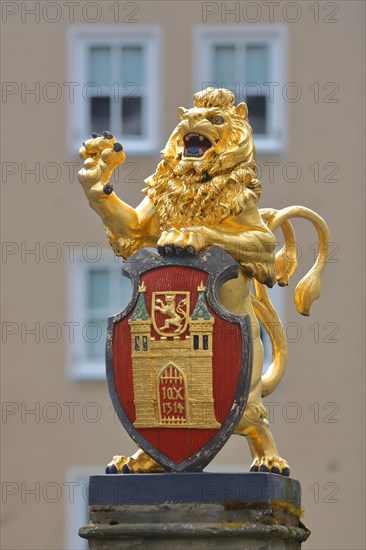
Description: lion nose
188,115,203,128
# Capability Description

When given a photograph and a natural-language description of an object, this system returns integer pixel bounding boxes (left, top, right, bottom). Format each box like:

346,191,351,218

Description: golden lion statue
78,88,330,476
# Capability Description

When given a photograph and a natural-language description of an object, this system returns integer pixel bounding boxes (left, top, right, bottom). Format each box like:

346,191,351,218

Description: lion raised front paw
78,131,126,192
105,449,164,474
250,456,290,477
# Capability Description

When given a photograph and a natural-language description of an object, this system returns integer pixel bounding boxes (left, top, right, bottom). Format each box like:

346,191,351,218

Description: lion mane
143,88,262,229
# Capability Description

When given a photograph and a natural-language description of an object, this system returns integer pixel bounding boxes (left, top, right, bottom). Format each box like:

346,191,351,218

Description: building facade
1,2,365,549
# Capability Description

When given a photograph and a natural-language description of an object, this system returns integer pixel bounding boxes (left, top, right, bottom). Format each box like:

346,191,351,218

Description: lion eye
210,116,224,125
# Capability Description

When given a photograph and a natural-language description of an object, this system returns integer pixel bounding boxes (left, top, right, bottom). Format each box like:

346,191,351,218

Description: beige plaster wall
1,1,365,549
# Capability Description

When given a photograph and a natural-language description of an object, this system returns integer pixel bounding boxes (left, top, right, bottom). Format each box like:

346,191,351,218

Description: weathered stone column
79,472,310,549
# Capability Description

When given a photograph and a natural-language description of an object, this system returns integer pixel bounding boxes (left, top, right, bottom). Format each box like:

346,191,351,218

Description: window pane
203,335,209,350
246,95,266,134
118,277,132,309
213,46,236,89
122,47,144,87
90,47,111,88
90,97,110,134
122,96,142,135
88,270,110,309
86,318,106,359
245,45,268,85
193,335,199,350
143,336,148,351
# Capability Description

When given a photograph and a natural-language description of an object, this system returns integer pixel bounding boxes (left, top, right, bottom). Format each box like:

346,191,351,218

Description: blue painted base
88,472,301,508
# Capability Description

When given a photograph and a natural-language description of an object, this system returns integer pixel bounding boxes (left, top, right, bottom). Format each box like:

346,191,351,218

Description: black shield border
106,246,253,472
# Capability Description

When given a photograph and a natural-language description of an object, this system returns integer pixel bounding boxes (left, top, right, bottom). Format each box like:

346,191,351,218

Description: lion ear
178,107,188,121
236,102,248,119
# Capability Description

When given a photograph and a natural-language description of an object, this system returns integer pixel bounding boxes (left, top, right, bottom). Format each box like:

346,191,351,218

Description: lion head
144,88,262,229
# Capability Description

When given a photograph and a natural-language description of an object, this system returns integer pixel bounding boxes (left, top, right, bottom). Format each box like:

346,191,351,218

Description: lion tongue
186,147,203,157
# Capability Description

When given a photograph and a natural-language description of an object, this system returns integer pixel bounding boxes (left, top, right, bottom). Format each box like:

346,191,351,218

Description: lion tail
251,280,288,398
176,299,187,317
263,206,331,316
256,206,330,397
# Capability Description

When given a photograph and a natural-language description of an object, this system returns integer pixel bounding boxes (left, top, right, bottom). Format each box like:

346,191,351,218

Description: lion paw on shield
78,88,330,476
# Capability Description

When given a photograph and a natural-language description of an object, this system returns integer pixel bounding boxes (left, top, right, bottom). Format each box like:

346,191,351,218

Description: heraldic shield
106,246,253,472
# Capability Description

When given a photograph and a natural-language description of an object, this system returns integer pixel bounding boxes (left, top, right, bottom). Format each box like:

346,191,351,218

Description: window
68,26,162,155
67,252,132,380
65,467,103,550
135,336,140,352
142,335,148,351
203,335,209,350
194,25,288,154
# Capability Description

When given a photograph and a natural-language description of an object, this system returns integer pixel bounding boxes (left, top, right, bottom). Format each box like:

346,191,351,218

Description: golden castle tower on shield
128,283,221,429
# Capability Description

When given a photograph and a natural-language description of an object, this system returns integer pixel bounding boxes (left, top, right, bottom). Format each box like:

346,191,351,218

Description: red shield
106,247,252,471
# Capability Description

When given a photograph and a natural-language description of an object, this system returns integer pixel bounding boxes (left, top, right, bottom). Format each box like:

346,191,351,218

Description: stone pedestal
79,473,310,549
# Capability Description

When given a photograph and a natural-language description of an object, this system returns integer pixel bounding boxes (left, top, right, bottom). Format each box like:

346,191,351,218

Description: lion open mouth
183,133,212,158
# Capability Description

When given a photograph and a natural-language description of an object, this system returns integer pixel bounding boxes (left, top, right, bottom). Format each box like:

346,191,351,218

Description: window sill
254,137,286,155
69,362,106,381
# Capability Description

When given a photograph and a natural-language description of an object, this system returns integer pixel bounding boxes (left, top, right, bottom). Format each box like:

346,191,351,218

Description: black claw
103,184,114,195
102,131,114,139
113,142,123,152
186,246,195,255
106,464,118,474
271,467,280,475
164,245,174,256
92,132,101,138
174,247,184,256
250,465,259,472
282,467,290,477
259,465,270,472
157,246,165,256
122,464,130,474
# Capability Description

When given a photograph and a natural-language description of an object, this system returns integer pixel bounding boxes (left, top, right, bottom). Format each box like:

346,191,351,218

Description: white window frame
66,250,132,381
193,25,288,154
67,26,163,157
65,467,104,550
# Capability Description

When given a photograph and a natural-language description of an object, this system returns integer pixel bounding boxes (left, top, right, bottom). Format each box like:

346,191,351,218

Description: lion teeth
185,132,206,141
198,148,204,155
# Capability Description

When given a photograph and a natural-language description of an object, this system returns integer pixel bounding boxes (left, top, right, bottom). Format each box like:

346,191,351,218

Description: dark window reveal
245,95,266,135
91,97,110,134
122,96,142,135
135,336,140,351
193,335,199,350
203,335,209,350
142,335,148,351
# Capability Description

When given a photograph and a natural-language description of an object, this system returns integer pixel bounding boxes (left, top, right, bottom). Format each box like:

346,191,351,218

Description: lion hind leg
159,319,172,331
245,423,290,477
236,402,290,476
